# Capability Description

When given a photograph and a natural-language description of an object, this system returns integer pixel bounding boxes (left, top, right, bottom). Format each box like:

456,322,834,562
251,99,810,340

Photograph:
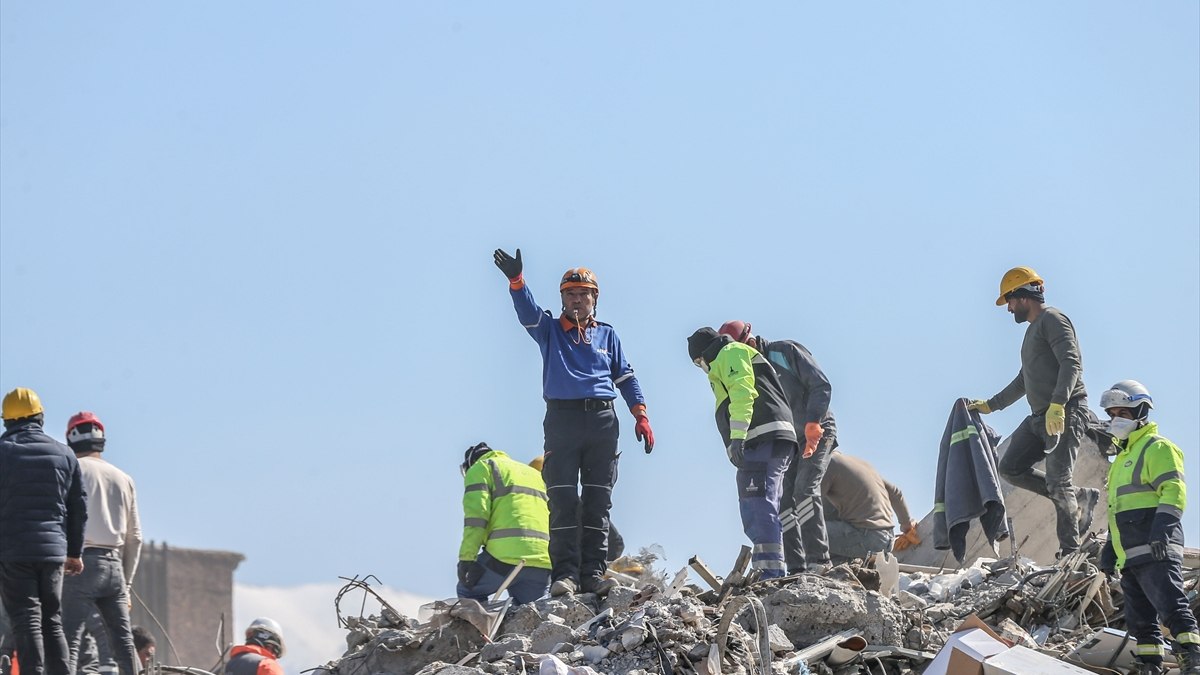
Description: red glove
803,422,823,458
635,415,654,454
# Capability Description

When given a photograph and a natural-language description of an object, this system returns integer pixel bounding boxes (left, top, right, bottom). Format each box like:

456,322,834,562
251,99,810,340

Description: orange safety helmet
719,320,753,344
560,267,599,294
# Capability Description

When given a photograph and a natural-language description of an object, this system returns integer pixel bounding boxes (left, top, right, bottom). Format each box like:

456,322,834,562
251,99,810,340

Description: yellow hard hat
995,266,1044,306
2,388,45,420
529,455,545,472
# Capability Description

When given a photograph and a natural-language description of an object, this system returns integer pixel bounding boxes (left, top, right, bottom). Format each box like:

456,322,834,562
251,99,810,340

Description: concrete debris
316,539,1200,675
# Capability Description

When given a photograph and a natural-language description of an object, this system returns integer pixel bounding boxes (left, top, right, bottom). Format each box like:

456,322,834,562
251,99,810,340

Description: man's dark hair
132,626,155,651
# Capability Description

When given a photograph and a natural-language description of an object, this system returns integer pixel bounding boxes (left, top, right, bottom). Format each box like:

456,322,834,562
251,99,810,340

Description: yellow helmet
2,388,45,420
529,455,545,472
995,266,1044,306
560,267,599,294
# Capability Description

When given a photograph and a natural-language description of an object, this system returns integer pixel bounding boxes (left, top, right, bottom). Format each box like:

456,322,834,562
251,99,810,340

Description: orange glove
893,521,921,551
802,423,823,458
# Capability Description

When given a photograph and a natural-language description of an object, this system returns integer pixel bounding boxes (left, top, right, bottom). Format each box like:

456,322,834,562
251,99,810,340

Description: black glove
1150,540,1170,561
457,560,475,585
1098,565,1115,579
726,439,745,467
493,248,523,280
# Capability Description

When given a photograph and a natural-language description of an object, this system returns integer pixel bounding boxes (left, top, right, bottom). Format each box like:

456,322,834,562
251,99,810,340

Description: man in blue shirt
494,248,654,597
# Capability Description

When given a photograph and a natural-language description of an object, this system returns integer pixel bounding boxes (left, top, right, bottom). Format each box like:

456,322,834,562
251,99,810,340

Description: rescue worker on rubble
1097,381,1199,675
529,455,625,562
225,618,284,675
687,327,796,579
819,451,919,564
719,320,837,574
494,249,653,597
457,443,551,605
968,266,1101,558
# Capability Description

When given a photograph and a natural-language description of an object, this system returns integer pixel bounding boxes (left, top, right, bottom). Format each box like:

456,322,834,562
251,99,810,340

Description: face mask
1108,416,1138,440
693,358,710,374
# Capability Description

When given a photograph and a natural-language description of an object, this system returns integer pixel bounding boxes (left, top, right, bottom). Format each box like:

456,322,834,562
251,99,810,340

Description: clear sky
2,0,1197,627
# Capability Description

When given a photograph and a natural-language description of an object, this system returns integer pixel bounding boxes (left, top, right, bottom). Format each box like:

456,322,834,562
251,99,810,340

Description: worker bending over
687,327,796,579
819,451,918,564
458,443,551,605
720,320,837,573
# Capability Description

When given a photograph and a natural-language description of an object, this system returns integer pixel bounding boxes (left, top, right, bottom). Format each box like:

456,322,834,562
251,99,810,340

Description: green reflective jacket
1103,422,1188,570
706,341,796,446
459,450,551,569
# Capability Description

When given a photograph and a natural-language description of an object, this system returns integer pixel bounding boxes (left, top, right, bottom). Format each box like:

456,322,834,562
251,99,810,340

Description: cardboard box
983,645,1094,674
923,616,1014,675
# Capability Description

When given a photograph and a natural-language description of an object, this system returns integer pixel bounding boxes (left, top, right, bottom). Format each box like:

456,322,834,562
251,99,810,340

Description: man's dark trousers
542,401,619,584
998,400,1087,553
780,426,836,572
1120,560,1200,659
62,549,138,675
0,561,71,675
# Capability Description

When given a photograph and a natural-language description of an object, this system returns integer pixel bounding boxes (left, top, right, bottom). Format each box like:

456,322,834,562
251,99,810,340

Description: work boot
1133,658,1167,675
1178,643,1200,675
550,577,577,597
1077,487,1101,535
581,575,618,597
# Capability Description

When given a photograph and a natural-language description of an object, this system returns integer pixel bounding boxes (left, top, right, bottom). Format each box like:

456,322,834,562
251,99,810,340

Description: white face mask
1108,416,1139,440
693,358,710,373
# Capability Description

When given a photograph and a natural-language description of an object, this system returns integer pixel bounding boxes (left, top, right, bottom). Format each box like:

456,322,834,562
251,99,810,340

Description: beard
1013,307,1030,323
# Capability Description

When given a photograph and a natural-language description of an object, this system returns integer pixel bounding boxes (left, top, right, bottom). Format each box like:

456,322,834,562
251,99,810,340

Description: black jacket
934,399,1009,564
0,420,87,562
757,337,837,433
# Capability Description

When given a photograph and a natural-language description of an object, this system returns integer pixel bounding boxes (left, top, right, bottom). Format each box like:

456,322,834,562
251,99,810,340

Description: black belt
82,547,118,557
546,398,614,411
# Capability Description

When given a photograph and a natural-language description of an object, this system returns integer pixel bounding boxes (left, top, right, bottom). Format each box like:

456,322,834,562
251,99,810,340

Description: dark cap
687,327,720,361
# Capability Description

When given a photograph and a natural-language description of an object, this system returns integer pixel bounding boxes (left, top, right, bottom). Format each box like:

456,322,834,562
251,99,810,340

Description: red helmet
719,320,753,344
66,411,105,445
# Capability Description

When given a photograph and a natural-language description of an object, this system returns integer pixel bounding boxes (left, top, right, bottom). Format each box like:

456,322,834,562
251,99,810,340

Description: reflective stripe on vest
746,420,797,441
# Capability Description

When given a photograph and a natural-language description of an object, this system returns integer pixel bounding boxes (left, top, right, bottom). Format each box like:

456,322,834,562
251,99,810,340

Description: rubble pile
313,541,1200,675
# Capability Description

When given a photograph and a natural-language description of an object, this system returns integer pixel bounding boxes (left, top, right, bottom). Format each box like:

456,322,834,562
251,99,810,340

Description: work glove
457,560,475,586
802,422,823,458
726,439,745,467
635,415,655,454
1150,540,1170,561
493,248,523,281
966,399,992,414
1045,402,1066,436
893,521,922,552
1098,564,1116,579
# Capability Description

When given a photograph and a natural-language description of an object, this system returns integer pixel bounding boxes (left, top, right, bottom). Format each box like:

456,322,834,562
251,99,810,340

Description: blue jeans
0,561,71,675
61,550,138,675
455,552,550,605
825,519,894,564
736,439,794,579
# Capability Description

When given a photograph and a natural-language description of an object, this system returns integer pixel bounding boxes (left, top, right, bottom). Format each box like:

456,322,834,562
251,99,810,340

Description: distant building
132,542,244,669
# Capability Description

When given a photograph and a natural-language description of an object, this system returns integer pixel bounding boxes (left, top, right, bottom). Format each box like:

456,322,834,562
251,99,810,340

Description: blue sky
2,0,1197,615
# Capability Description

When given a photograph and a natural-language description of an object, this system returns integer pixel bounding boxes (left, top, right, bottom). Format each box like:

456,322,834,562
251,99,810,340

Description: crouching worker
225,618,284,675
1098,381,1199,675
457,443,552,604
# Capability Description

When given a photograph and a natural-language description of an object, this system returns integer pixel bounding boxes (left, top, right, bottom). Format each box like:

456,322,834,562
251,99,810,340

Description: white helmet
245,617,285,658
1099,380,1154,416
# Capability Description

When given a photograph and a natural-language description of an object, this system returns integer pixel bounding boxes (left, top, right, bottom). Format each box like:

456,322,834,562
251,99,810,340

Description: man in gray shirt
969,266,1100,557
